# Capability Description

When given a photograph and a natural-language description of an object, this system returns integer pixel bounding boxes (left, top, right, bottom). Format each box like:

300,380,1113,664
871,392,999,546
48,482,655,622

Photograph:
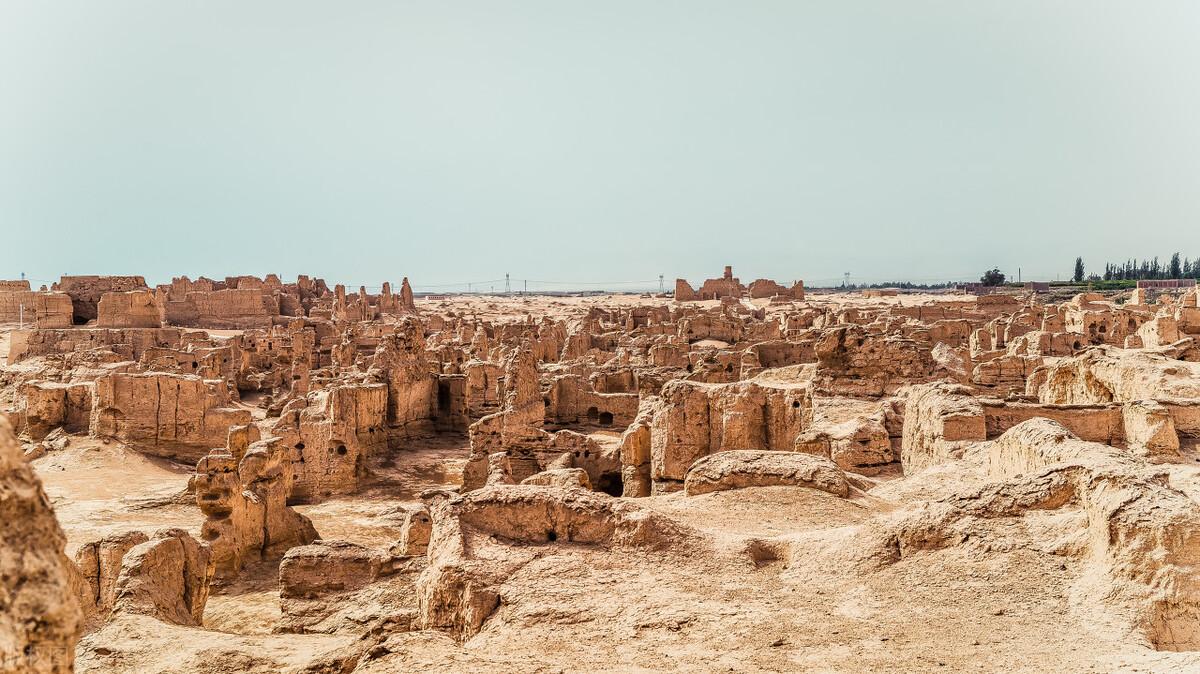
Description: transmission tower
659,274,664,293
843,272,850,288
505,273,511,295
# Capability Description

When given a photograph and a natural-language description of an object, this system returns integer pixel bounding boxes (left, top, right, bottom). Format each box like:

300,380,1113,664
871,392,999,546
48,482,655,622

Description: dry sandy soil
55,439,1196,673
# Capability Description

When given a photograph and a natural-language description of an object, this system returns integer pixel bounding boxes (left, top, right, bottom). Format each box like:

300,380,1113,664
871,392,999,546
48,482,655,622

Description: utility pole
523,279,527,295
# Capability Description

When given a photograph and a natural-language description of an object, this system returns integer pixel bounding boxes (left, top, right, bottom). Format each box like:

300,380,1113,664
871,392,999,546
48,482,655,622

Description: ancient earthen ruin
5,272,1200,671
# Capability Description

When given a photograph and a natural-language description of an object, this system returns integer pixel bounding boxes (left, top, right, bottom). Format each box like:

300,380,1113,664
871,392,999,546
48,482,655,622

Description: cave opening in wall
595,471,624,497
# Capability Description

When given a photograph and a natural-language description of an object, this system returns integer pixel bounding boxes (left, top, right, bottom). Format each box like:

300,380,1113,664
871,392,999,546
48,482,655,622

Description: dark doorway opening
595,471,624,497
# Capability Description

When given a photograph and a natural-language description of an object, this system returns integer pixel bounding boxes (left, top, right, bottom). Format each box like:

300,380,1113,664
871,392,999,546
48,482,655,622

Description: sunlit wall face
3,1,1198,288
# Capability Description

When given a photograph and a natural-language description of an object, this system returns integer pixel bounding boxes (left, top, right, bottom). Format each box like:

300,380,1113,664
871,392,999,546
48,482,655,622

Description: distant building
1136,279,1196,289
675,266,804,302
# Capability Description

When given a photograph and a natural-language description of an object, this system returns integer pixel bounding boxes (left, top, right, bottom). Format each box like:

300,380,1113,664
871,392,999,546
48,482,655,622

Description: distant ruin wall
162,288,277,328
54,275,149,323
0,290,73,327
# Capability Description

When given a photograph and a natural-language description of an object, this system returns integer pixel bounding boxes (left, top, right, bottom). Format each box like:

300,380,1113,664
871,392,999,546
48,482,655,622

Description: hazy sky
3,1,1199,290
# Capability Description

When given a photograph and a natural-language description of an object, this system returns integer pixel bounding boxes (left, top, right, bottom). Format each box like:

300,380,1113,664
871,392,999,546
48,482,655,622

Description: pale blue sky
3,1,1199,290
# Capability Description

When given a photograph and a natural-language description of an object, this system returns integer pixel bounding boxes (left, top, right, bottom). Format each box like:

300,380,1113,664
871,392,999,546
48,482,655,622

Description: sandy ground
298,436,469,547
34,436,201,557
51,431,1200,673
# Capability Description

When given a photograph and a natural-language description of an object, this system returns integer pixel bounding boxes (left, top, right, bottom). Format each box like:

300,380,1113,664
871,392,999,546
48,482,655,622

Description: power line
523,279,661,286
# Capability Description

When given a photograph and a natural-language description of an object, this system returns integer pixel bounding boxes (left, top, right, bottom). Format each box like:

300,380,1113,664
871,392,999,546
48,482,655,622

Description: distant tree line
1079,253,1199,281
841,281,957,290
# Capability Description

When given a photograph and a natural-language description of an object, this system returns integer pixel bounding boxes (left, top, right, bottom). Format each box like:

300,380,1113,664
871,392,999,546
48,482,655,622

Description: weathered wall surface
0,418,82,673
90,372,251,461
54,275,149,323
0,287,73,328
162,288,278,329
650,377,812,491
96,291,162,328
